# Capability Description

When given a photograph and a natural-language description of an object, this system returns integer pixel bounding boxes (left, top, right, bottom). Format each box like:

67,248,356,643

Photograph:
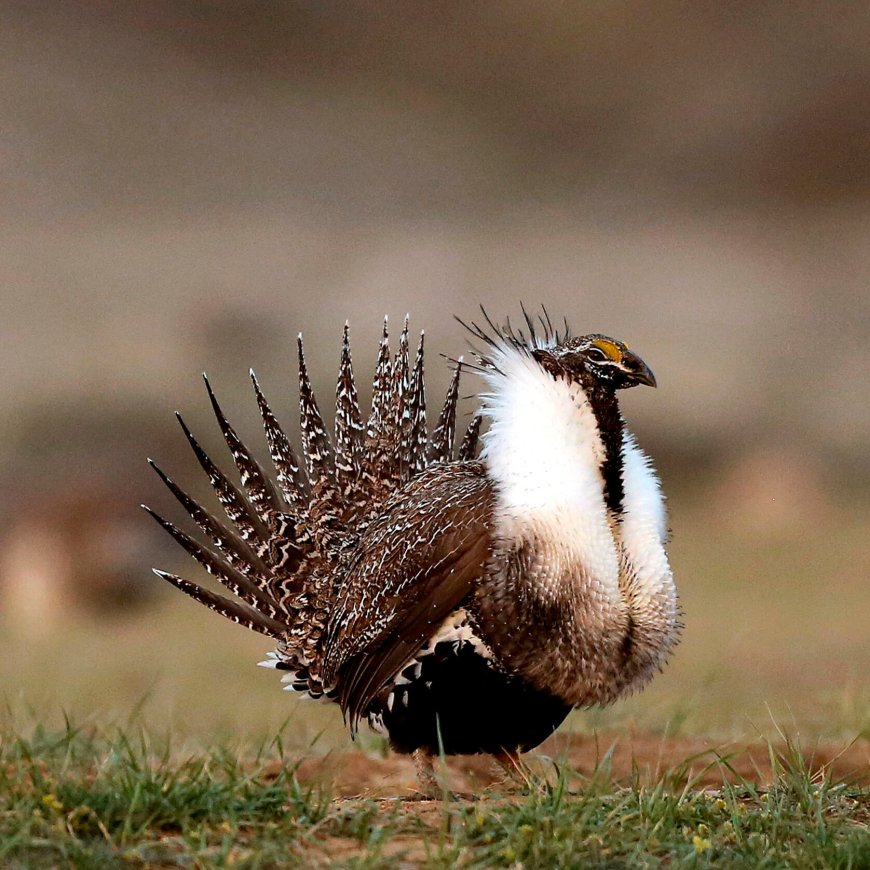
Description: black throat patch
581,375,625,515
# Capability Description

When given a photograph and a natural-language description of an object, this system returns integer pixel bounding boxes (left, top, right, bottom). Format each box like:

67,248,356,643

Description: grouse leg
413,749,440,798
492,749,530,789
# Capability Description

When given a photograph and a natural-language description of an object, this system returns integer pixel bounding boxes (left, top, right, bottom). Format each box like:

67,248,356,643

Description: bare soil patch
287,732,870,800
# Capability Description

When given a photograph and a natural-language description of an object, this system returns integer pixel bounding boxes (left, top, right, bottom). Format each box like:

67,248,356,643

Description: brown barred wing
320,462,495,733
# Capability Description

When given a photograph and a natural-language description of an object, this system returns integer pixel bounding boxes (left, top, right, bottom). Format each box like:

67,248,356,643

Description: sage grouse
145,310,679,790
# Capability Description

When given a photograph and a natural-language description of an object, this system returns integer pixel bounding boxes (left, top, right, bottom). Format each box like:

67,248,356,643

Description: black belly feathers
145,318,569,756
371,640,571,756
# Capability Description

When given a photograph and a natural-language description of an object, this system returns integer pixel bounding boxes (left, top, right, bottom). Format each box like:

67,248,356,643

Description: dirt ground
286,733,870,800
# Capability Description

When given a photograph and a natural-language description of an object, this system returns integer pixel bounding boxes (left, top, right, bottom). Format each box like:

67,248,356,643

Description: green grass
1,718,867,869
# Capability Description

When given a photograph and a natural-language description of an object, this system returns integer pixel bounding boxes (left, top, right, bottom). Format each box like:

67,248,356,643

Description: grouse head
531,335,656,391
459,308,656,393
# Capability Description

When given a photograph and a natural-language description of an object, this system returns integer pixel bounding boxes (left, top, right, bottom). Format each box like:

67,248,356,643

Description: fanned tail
334,323,364,501
428,360,460,463
407,332,427,476
154,569,286,637
202,375,285,520
146,317,476,692
250,370,306,508
458,414,482,461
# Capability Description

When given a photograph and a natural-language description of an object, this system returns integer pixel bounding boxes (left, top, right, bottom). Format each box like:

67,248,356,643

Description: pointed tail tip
202,373,221,402
175,413,199,445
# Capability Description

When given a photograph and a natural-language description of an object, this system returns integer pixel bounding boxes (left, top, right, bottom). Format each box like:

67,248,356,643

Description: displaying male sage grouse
145,310,679,793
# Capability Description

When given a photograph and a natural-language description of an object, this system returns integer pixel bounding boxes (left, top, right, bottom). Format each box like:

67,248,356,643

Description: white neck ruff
478,343,672,606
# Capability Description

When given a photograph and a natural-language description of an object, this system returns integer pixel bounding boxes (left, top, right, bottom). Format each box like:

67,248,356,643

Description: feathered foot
412,749,440,799
492,749,534,791
410,750,477,801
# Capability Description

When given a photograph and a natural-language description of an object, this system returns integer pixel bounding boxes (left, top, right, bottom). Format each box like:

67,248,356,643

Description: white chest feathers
478,345,672,607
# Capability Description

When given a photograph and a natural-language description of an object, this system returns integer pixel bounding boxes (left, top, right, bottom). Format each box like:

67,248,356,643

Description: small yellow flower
714,798,727,812
518,825,534,837
697,823,710,837
692,835,712,854
501,846,516,861
41,794,63,812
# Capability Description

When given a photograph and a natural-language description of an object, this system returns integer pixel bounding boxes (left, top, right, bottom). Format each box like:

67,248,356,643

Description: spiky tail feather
146,318,478,689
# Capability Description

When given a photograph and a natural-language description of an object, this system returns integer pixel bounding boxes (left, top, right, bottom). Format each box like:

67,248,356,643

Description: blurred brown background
1,2,867,748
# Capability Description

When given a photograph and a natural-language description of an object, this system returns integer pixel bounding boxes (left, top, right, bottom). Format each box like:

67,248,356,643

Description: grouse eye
585,347,609,363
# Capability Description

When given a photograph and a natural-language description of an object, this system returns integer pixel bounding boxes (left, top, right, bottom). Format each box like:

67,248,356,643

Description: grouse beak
621,350,657,388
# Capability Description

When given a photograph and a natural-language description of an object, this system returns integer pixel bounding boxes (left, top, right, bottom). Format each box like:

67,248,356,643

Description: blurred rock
0,488,156,638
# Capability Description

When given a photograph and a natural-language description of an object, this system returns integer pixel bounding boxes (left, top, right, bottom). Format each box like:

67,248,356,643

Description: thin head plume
453,305,505,349
455,304,570,374
520,302,540,347
452,311,503,375
503,313,533,349
452,317,493,349
479,305,519,350
457,305,572,352
439,352,486,376
481,305,533,351
540,304,556,343
522,303,571,345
